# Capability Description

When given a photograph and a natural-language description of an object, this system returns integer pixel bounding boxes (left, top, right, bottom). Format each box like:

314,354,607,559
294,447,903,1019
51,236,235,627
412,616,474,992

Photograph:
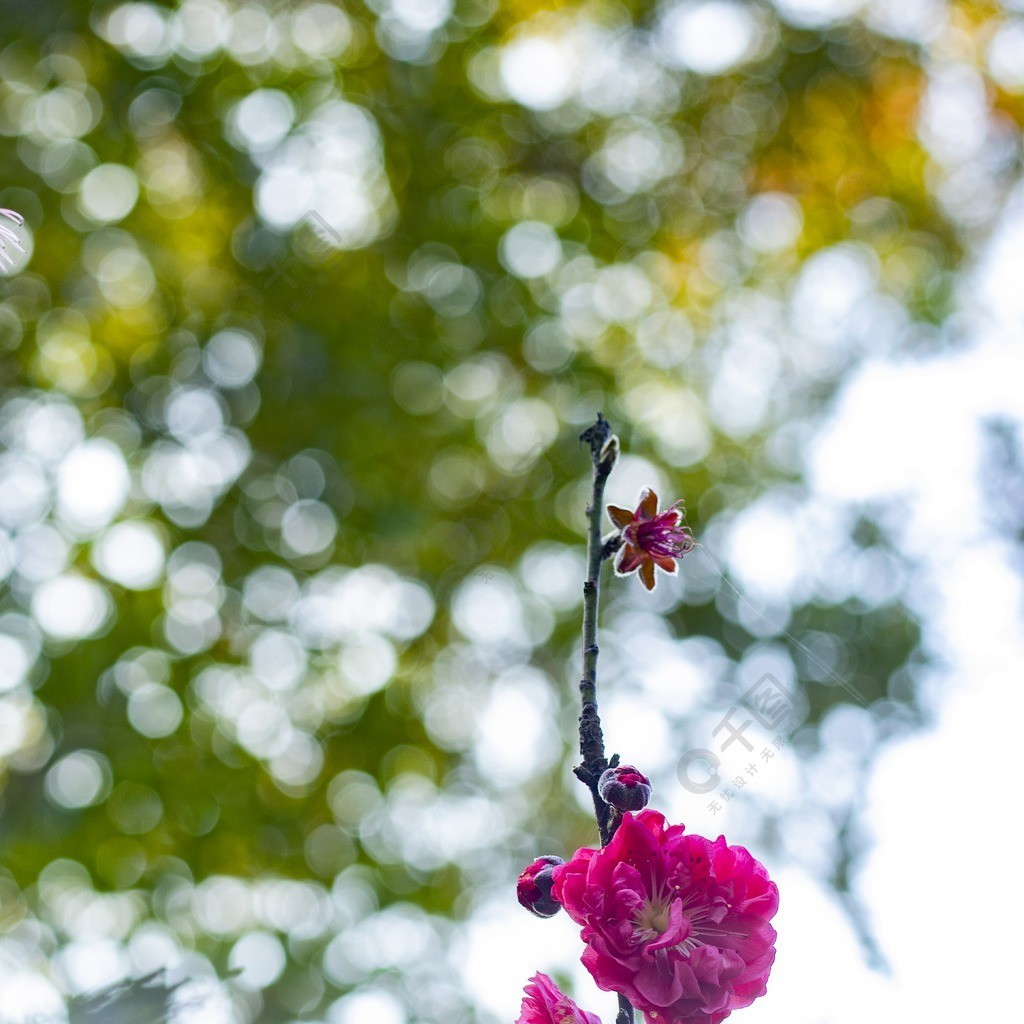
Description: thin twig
575,414,612,840
576,413,635,1024
616,994,636,1024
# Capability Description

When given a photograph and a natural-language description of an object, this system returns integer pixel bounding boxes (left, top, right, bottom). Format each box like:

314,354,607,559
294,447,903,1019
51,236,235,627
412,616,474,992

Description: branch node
579,412,612,463
601,534,624,561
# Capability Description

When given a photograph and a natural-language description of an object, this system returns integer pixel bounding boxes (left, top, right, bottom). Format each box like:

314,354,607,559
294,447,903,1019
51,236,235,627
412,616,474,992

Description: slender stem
576,416,635,1024
616,995,636,1024
576,415,613,841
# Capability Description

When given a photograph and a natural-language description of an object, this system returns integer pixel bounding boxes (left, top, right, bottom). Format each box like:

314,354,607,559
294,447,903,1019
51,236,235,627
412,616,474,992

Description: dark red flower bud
517,855,564,918
598,765,652,811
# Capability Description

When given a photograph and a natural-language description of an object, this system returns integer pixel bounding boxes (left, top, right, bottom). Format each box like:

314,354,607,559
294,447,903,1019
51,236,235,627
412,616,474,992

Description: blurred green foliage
1,0,1021,1021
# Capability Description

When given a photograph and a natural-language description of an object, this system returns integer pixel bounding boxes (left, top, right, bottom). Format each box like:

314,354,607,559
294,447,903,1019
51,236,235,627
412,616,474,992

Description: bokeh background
2,1,1023,1022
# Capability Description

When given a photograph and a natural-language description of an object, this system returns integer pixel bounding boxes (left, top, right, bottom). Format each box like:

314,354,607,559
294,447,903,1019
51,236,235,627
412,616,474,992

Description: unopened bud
598,764,652,811
598,434,620,470
517,855,564,918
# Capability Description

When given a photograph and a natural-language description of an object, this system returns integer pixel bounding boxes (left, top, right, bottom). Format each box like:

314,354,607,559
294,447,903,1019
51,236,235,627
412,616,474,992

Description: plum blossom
607,489,693,590
516,972,603,1024
552,810,778,1024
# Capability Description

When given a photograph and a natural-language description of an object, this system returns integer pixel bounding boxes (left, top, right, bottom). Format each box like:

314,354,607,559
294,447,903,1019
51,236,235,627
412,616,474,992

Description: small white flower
1,208,26,269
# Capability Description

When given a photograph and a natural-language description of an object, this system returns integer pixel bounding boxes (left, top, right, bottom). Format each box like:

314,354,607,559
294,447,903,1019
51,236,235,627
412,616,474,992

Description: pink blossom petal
515,973,602,1024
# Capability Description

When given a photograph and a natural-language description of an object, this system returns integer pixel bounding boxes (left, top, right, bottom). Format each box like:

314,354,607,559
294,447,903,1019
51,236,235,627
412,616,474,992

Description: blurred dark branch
65,971,186,1024
981,417,1024,563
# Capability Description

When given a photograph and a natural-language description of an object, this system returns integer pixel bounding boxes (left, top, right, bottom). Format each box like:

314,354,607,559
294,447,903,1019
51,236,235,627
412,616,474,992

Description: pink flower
516,973,603,1024
607,489,694,591
551,811,778,1024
